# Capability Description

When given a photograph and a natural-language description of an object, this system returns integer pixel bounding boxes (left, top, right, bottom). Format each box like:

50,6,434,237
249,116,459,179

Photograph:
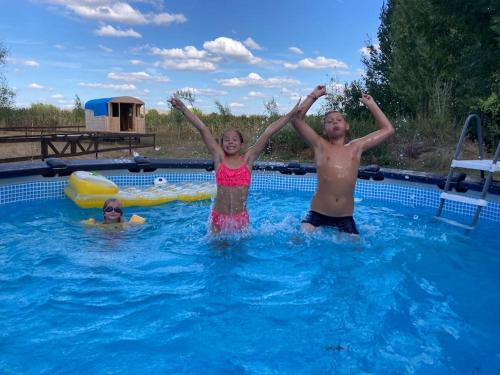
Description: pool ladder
435,114,500,230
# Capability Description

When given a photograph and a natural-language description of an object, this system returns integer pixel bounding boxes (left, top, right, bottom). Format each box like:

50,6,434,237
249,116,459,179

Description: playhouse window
111,103,119,117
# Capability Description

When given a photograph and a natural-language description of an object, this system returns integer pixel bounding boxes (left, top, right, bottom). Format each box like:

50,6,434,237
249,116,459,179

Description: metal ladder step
434,114,500,231
434,216,475,230
439,192,487,207
451,159,500,172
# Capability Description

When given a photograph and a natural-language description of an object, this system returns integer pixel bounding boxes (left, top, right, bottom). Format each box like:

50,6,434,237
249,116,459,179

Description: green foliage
0,42,15,109
214,100,232,123
174,89,195,108
72,95,84,124
322,80,368,119
145,108,167,131
0,103,84,127
263,97,279,121
362,0,499,118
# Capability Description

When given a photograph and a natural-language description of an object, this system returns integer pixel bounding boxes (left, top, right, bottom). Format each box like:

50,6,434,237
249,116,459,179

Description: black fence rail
0,132,156,163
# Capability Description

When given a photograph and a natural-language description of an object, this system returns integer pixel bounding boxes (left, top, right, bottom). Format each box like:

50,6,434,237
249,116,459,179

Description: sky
0,0,384,115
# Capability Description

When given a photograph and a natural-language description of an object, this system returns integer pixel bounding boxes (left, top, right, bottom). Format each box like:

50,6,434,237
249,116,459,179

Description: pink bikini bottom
211,209,249,233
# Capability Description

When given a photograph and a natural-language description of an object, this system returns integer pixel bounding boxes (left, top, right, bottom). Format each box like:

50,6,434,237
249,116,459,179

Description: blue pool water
1,189,499,374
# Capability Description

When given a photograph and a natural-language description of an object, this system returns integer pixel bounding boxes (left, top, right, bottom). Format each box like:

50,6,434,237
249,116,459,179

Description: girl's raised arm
246,99,301,165
169,97,224,163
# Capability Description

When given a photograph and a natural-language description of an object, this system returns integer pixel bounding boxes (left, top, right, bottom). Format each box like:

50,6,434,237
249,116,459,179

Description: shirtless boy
292,85,395,234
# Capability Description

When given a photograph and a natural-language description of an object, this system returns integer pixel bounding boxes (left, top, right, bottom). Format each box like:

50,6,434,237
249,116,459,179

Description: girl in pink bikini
169,97,300,233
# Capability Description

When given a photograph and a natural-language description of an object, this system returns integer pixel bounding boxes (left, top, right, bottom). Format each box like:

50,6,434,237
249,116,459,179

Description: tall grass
0,102,472,172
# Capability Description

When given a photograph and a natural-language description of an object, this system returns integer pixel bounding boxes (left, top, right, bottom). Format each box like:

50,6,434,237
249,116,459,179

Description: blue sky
1,0,384,114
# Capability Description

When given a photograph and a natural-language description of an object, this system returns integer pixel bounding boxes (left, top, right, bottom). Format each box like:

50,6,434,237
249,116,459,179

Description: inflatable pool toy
65,171,216,208
154,177,167,186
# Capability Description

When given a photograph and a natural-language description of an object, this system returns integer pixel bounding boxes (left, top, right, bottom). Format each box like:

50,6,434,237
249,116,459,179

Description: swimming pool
1,171,499,374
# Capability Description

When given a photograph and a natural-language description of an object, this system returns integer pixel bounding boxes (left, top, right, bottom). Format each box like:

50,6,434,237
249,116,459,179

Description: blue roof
85,98,113,116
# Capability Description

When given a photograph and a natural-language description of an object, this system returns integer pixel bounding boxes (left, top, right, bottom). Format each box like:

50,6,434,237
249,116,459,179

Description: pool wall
1,170,499,223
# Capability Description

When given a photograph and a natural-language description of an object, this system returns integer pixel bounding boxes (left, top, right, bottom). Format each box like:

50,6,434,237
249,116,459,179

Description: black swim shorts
301,210,359,234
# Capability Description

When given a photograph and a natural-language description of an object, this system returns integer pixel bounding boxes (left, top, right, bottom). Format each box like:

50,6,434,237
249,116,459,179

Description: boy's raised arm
246,99,301,164
352,94,395,152
169,97,224,162
291,85,326,149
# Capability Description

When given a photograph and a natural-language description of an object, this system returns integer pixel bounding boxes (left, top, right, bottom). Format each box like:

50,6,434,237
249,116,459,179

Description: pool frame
1,165,499,223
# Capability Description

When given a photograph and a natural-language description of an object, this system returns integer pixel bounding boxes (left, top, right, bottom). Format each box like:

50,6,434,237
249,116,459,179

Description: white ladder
435,114,500,230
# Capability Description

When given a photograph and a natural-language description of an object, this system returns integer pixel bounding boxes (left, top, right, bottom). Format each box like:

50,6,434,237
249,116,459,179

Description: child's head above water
220,129,244,156
323,110,349,140
103,198,123,224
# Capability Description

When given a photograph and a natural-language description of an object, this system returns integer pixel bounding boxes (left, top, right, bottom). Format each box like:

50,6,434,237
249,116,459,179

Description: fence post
41,138,47,161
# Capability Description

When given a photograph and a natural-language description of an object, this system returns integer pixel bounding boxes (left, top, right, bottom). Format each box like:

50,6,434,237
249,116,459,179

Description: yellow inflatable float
65,171,216,208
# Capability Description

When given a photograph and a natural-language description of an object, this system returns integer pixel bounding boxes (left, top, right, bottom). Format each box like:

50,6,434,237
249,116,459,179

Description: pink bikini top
215,159,251,187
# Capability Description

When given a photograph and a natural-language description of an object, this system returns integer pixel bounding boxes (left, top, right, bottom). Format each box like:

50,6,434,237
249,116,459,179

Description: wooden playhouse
84,96,145,133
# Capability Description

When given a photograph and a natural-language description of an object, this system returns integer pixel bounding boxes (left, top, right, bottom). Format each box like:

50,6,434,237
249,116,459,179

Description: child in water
83,198,145,226
292,86,395,235
102,198,124,224
169,97,301,233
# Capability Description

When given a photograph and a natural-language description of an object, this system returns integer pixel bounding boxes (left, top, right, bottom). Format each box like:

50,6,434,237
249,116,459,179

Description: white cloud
143,89,150,94
51,93,64,99
217,72,300,88
129,43,151,53
47,1,187,26
284,56,348,70
94,25,142,38
230,102,244,108
156,59,216,71
157,101,167,106
288,46,303,55
53,44,65,50
178,87,228,96
24,60,40,68
152,12,187,25
248,91,265,98
151,46,207,59
7,58,40,68
129,59,145,65
52,1,146,23
29,83,44,89
107,71,170,82
152,45,217,71
203,37,261,64
98,44,113,53
280,87,301,100
78,82,136,91
243,37,263,51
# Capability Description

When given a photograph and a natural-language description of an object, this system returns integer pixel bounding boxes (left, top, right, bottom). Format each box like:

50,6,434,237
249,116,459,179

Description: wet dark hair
220,129,244,144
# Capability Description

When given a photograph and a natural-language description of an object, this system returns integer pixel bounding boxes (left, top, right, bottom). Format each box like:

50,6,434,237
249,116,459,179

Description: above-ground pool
1,171,499,374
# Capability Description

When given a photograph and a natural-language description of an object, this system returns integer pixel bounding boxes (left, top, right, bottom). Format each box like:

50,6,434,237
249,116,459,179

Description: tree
174,89,196,108
263,97,279,121
362,0,403,116
214,100,232,122
72,95,85,125
0,42,15,109
362,0,499,118
322,79,368,119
